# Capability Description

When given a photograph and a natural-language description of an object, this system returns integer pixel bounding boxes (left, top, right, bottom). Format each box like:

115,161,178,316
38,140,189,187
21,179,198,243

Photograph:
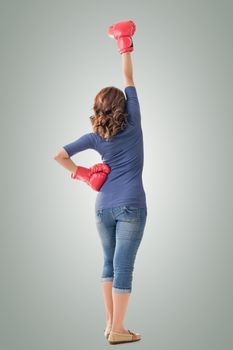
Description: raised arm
107,20,136,88
122,52,135,88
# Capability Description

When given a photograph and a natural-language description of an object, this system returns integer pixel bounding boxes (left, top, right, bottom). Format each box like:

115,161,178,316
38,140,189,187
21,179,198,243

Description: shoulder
73,132,99,149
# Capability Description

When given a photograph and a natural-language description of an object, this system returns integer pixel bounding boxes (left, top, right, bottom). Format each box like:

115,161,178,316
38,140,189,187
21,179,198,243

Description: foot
108,329,141,344
104,323,112,339
105,321,112,329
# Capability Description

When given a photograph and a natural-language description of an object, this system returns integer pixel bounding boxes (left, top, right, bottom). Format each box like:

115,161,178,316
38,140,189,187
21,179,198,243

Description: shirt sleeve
62,132,97,157
124,86,141,127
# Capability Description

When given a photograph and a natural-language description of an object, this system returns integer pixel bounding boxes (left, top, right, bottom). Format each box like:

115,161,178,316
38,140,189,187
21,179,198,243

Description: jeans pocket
95,209,103,224
122,205,139,221
125,205,139,210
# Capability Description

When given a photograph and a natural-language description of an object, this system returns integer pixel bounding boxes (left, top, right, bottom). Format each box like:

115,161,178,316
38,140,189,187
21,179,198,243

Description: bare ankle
111,326,128,333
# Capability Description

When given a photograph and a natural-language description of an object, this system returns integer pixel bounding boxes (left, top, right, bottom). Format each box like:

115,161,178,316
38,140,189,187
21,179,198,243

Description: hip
95,204,148,226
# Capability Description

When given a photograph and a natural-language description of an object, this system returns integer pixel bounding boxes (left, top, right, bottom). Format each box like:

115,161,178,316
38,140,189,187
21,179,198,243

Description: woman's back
94,86,146,210
62,86,147,210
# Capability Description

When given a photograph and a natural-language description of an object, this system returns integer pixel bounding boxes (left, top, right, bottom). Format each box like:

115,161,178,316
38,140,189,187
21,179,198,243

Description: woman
54,20,147,345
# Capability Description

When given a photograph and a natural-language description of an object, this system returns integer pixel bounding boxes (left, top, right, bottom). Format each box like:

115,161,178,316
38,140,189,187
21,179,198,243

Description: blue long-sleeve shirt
63,86,147,211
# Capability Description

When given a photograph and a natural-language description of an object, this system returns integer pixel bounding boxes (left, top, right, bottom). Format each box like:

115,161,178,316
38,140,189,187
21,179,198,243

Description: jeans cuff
112,287,131,293
101,277,114,282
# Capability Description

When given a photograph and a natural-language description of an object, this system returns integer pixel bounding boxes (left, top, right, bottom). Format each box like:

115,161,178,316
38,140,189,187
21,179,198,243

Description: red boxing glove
71,166,90,183
71,163,111,191
108,20,136,54
89,172,108,192
89,163,111,175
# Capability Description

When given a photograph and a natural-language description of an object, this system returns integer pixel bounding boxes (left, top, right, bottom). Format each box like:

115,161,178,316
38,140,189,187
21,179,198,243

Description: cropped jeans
95,205,147,293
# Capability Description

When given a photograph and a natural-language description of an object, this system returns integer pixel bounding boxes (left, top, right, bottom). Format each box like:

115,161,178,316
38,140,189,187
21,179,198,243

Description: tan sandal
108,329,141,344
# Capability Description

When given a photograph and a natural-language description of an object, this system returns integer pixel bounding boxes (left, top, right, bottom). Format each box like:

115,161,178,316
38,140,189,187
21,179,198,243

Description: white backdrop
1,1,232,349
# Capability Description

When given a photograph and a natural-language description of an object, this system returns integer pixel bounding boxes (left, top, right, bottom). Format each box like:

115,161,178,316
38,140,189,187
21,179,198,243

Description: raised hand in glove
107,19,136,54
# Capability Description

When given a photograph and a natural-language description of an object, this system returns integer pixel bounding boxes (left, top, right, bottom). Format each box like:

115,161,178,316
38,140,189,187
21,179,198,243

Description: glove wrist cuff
71,166,90,180
117,37,134,54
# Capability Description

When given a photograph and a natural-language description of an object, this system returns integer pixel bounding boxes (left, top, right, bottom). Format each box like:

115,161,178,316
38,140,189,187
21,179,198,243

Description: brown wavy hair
89,86,128,141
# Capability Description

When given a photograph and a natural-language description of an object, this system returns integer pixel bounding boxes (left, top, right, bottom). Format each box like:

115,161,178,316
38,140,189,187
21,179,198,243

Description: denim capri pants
95,205,147,293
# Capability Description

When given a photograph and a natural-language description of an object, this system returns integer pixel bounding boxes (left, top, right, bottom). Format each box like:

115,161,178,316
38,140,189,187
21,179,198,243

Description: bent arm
53,148,78,173
122,52,135,87
53,132,97,172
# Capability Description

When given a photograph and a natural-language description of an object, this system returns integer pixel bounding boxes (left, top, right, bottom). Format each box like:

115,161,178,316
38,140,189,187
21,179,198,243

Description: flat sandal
108,329,141,344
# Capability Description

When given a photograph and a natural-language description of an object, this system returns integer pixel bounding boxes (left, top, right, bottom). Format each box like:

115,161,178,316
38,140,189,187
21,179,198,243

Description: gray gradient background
0,0,232,349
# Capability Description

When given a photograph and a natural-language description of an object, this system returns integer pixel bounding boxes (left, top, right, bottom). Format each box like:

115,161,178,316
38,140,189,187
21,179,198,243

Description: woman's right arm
122,52,135,88
122,52,142,127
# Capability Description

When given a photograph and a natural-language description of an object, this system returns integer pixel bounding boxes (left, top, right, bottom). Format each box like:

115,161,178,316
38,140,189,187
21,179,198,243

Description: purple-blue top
63,86,147,211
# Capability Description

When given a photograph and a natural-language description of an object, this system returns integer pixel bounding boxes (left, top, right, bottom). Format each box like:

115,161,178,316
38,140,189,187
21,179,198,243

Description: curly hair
89,86,128,141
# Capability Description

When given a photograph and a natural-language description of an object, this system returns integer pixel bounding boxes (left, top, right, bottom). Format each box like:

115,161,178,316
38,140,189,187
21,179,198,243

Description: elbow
53,153,64,161
53,148,70,160
53,154,70,161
